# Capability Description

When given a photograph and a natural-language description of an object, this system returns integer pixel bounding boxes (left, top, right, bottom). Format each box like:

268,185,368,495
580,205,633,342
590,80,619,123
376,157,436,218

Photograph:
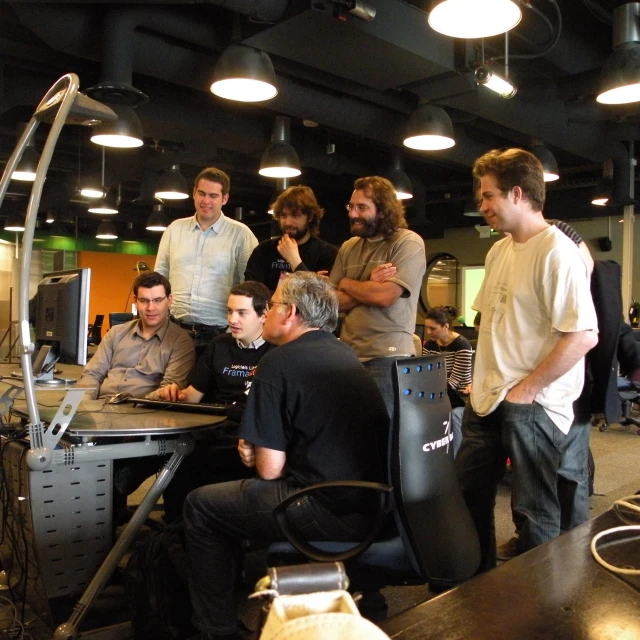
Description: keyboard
128,397,231,415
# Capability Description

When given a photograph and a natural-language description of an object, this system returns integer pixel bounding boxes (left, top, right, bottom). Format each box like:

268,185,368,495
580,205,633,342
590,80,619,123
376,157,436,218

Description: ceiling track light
387,153,413,200
403,104,455,151
90,105,144,148
146,203,169,231
155,164,189,200
530,142,559,182
211,43,278,103
96,219,118,239
597,3,640,104
259,117,301,178
474,65,517,98
428,0,521,39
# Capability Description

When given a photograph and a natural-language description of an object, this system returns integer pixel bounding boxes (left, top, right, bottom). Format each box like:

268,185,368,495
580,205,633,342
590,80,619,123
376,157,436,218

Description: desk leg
53,436,194,640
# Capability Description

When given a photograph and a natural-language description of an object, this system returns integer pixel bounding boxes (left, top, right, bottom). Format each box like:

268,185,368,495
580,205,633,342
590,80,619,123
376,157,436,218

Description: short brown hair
472,148,545,211
353,176,407,240
194,167,231,196
230,281,270,316
133,271,171,297
272,186,325,237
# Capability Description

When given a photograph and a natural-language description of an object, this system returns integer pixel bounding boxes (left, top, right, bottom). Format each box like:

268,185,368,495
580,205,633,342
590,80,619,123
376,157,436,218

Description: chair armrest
272,481,393,563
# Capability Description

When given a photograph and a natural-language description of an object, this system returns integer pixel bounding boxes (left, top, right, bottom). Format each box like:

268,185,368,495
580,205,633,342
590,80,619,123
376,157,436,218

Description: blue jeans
184,478,371,635
456,401,574,572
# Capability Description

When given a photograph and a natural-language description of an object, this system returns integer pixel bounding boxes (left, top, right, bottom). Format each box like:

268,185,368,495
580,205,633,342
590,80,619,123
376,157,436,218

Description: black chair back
109,312,135,328
391,355,480,584
87,314,105,346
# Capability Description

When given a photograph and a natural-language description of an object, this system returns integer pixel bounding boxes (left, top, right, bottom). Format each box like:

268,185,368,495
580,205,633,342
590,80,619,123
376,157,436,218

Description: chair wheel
599,423,609,432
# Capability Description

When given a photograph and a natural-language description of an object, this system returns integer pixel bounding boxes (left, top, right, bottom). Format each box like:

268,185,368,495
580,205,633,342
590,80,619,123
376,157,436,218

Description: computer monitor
34,268,91,377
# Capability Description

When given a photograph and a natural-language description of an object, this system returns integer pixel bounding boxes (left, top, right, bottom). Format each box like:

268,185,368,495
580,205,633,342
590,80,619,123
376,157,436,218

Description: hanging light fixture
428,0,521,39
88,149,118,213
211,43,278,102
155,164,189,200
45,209,56,224
133,168,164,206
592,159,614,206
11,124,40,182
387,153,413,200
530,143,559,182
463,198,483,217
259,117,301,178
403,104,455,150
597,4,640,104
96,219,118,239
90,106,144,148
474,66,517,98
4,210,26,232
268,178,290,214
146,203,169,231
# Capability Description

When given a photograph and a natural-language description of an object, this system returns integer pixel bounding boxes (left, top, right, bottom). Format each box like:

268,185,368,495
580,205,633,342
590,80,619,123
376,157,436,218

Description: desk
2,384,226,640
380,510,640,639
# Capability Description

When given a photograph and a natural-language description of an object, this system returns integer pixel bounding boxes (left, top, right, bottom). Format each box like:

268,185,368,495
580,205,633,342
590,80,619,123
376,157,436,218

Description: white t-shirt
471,225,598,434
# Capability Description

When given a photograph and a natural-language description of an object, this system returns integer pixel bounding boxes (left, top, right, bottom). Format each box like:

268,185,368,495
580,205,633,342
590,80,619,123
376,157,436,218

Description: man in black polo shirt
244,185,337,291
183,272,387,640
153,280,274,521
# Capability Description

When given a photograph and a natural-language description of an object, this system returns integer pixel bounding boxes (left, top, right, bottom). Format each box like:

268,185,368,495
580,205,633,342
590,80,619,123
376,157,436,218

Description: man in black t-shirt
244,185,337,292
184,273,387,640
153,281,274,521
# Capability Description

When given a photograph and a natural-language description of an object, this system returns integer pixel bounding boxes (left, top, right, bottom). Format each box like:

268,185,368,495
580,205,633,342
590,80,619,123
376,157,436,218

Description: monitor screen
35,268,91,366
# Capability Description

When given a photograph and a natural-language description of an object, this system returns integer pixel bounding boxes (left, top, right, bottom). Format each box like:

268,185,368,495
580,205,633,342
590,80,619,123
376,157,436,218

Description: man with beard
330,176,426,415
244,185,337,291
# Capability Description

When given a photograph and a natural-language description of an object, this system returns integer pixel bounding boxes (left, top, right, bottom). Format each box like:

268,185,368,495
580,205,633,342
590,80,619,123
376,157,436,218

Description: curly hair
353,176,407,240
272,186,325,237
472,148,545,212
194,167,231,196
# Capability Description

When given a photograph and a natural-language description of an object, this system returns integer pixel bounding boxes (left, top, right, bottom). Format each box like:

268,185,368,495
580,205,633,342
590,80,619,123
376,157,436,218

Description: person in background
155,167,258,355
78,271,194,399
330,176,426,417
183,272,387,640
151,281,275,522
244,185,337,291
422,305,473,457
456,148,598,572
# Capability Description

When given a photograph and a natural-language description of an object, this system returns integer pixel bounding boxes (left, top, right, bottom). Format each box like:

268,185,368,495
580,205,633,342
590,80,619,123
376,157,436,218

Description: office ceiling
0,0,635,244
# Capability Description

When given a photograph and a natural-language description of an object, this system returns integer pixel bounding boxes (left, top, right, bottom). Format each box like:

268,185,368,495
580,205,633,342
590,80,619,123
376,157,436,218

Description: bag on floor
124,520,195,640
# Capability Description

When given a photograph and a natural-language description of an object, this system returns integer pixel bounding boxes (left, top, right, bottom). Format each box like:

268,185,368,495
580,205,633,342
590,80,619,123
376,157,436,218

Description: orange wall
77,251,156,329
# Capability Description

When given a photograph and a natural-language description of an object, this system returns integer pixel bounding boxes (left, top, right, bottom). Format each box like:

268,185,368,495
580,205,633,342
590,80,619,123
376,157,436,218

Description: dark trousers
184,478,371,635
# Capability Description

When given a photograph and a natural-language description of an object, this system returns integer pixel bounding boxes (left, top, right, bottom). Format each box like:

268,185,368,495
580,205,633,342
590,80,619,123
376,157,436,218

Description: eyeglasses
268,299,289,308
345,203,372,213
136,296,167,306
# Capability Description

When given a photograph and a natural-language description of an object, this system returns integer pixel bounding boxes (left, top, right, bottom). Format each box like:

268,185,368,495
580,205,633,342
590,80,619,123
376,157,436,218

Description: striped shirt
156,213,258,327
423,334,473,394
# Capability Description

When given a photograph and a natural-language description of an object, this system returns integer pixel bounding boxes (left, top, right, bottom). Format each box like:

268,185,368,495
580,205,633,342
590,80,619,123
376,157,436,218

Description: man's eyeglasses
268,300,289,309
136,296,167,306
345,203,371,213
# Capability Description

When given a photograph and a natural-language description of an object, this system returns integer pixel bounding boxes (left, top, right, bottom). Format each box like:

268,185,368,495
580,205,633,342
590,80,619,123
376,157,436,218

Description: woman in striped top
422,305,473,409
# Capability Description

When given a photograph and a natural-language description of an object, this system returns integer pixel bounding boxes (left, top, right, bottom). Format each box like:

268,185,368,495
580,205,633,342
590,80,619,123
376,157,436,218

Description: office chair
268,354,481,598
109,312,135,328
87,314,104,346
598,378,640,436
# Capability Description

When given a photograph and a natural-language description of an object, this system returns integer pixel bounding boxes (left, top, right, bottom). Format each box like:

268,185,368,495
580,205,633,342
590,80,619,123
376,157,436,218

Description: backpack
124,520,196,640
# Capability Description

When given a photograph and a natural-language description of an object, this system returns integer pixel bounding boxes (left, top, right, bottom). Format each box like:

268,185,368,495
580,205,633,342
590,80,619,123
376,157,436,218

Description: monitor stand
12,345,77,386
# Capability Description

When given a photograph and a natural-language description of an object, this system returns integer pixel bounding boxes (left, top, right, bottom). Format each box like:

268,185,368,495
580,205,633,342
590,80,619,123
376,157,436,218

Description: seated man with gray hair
183,272,388,640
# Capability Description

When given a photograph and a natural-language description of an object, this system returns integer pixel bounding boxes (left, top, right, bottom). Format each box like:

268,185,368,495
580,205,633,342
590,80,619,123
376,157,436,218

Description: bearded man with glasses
330,175,426,417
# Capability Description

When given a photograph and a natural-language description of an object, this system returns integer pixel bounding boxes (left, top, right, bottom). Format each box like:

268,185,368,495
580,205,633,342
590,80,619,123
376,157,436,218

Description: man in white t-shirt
456,148,598,573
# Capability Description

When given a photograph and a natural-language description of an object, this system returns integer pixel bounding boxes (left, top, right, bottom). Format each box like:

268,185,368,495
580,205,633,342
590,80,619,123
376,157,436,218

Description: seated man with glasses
78,271,195,400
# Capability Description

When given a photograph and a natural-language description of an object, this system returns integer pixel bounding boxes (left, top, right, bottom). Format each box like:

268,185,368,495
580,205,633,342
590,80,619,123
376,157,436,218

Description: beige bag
259,590,391,640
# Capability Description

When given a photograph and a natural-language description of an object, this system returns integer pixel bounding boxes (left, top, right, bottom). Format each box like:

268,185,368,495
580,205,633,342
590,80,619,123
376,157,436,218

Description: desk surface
8,388,227,436
381,509,640,640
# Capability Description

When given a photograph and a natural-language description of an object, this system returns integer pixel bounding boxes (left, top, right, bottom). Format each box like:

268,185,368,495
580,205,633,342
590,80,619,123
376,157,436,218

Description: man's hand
277,234,302,270
238,438,256,468
505,383,536,405
150,383,182,401
370,263,397,282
